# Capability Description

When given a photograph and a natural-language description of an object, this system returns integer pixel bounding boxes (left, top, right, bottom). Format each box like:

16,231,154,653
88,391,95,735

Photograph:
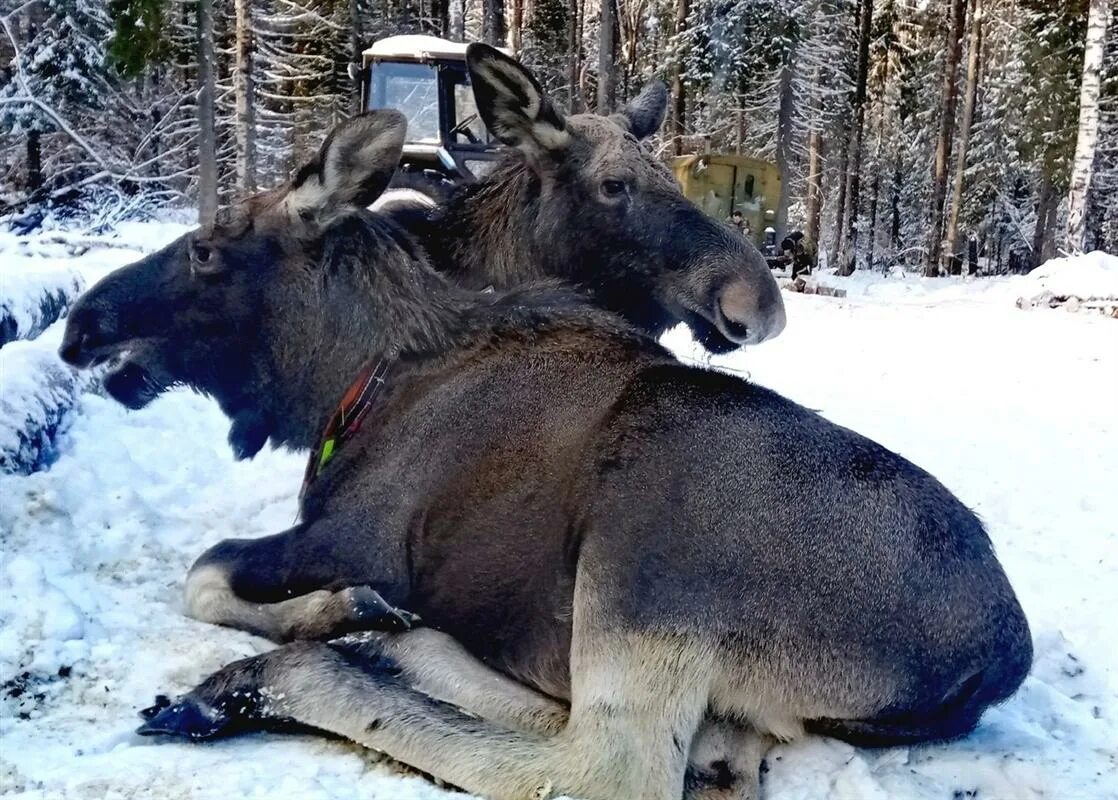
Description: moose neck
259,217,469,452
434,158,562,289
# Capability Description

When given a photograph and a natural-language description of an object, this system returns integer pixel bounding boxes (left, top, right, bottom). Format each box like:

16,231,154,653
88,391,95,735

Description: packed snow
1,221,1116,799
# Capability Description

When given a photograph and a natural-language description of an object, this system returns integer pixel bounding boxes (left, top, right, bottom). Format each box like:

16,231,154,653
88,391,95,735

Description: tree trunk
670,0,689,155
867,98,886,271
1032,172,1056,269
891,166,902,253
942,0,983,276
351,0,366,104
234,0,257,195
1065,0,1110,252
805,130,823,254
836,0,873,276
923,0,967,276
27,130,42,193
450,0,465,39
508,0,523,53
597,0,617,112
483,0,506,45
774,56,795,244
197,0,218,227
827,120,850,271
568,0,582,111
867,14,894,272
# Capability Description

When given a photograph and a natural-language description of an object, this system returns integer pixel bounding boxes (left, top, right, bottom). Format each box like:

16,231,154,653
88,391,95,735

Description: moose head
453,43,786,352
58,111,443,459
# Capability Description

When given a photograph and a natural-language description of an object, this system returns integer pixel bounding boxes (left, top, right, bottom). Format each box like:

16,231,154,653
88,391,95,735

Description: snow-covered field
1,223,1116,799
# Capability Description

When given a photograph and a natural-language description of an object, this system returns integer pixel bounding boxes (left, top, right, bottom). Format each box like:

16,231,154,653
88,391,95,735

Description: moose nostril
59,332,92,366
716,278,786,344
717,281,760,331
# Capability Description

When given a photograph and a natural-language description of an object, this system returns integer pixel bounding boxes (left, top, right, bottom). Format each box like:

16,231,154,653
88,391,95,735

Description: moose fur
60,109,1032,800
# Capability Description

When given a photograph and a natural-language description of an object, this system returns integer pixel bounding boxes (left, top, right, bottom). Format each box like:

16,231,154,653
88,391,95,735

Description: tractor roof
363,35,511,63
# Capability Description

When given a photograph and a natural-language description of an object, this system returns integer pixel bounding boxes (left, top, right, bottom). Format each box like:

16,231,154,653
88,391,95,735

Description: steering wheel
450,113,481,144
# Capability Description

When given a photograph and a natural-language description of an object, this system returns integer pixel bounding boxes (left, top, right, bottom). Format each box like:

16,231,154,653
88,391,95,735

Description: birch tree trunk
805,129,823,254
234,0,257,195
670,0,689,155
598,0,618,112
942,0,983,275
923,0,966,276
197,0,218,227
1065,0,1111,252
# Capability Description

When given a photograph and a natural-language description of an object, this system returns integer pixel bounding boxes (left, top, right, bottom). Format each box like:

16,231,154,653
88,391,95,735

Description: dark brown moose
59,105,1031,800
380,44,785,357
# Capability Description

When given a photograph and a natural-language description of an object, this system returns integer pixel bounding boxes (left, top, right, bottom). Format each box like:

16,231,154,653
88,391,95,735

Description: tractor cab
357,35,507,183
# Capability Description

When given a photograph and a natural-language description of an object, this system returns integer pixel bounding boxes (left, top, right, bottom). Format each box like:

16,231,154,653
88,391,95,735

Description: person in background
727,209,745,234
781,231,813,278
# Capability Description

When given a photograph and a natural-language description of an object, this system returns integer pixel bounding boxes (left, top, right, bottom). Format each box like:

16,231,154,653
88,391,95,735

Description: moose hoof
136,652,277,740
343,586,422,633
136,695,234,740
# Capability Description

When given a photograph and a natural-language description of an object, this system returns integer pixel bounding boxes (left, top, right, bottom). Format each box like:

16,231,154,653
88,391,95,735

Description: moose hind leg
184,523,411,642
370,628,570,735
143,632,713,800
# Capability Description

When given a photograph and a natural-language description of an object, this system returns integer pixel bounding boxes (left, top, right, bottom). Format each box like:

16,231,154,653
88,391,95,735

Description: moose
384,45,785,356
94,44,785,466
59,98,1032,799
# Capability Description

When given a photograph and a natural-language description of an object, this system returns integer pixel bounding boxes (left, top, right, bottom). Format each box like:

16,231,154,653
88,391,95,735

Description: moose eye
189,241,223,277
600,179,627,198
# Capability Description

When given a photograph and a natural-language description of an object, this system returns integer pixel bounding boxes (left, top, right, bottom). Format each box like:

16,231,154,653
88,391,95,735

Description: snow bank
0,220,192,475
1016,250,1118,311
0,265,84,348
0,323,93,474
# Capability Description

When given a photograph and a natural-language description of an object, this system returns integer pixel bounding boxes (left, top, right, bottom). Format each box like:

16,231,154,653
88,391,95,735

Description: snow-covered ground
1,222,1116,799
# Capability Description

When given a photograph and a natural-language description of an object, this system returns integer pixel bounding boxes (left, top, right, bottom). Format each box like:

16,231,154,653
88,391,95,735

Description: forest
1,0,1114,275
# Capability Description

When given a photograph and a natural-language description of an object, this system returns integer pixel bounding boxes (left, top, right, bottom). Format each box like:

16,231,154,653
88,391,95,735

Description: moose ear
466,43,569,154
618,81,668,140
288,110,406,214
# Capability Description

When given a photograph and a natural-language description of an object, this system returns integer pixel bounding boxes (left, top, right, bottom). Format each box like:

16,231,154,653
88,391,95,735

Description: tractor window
451,83,490,145
443,68,492,146
368,61,440,143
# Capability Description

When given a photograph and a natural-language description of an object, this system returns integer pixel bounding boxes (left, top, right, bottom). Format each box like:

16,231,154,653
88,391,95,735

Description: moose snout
715,277,787,345
59,307,115,368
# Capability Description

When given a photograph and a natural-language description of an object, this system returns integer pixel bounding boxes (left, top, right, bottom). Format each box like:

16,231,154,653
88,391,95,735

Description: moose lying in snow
91,44,785,466
381,45,785,356
59,108,1031,800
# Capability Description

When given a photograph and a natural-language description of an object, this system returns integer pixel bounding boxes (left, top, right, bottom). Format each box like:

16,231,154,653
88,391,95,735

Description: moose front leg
141,633,712,800
184,521,415,642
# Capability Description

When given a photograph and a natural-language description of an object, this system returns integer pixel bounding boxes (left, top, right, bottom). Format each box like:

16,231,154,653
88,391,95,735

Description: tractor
354,35,508,195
